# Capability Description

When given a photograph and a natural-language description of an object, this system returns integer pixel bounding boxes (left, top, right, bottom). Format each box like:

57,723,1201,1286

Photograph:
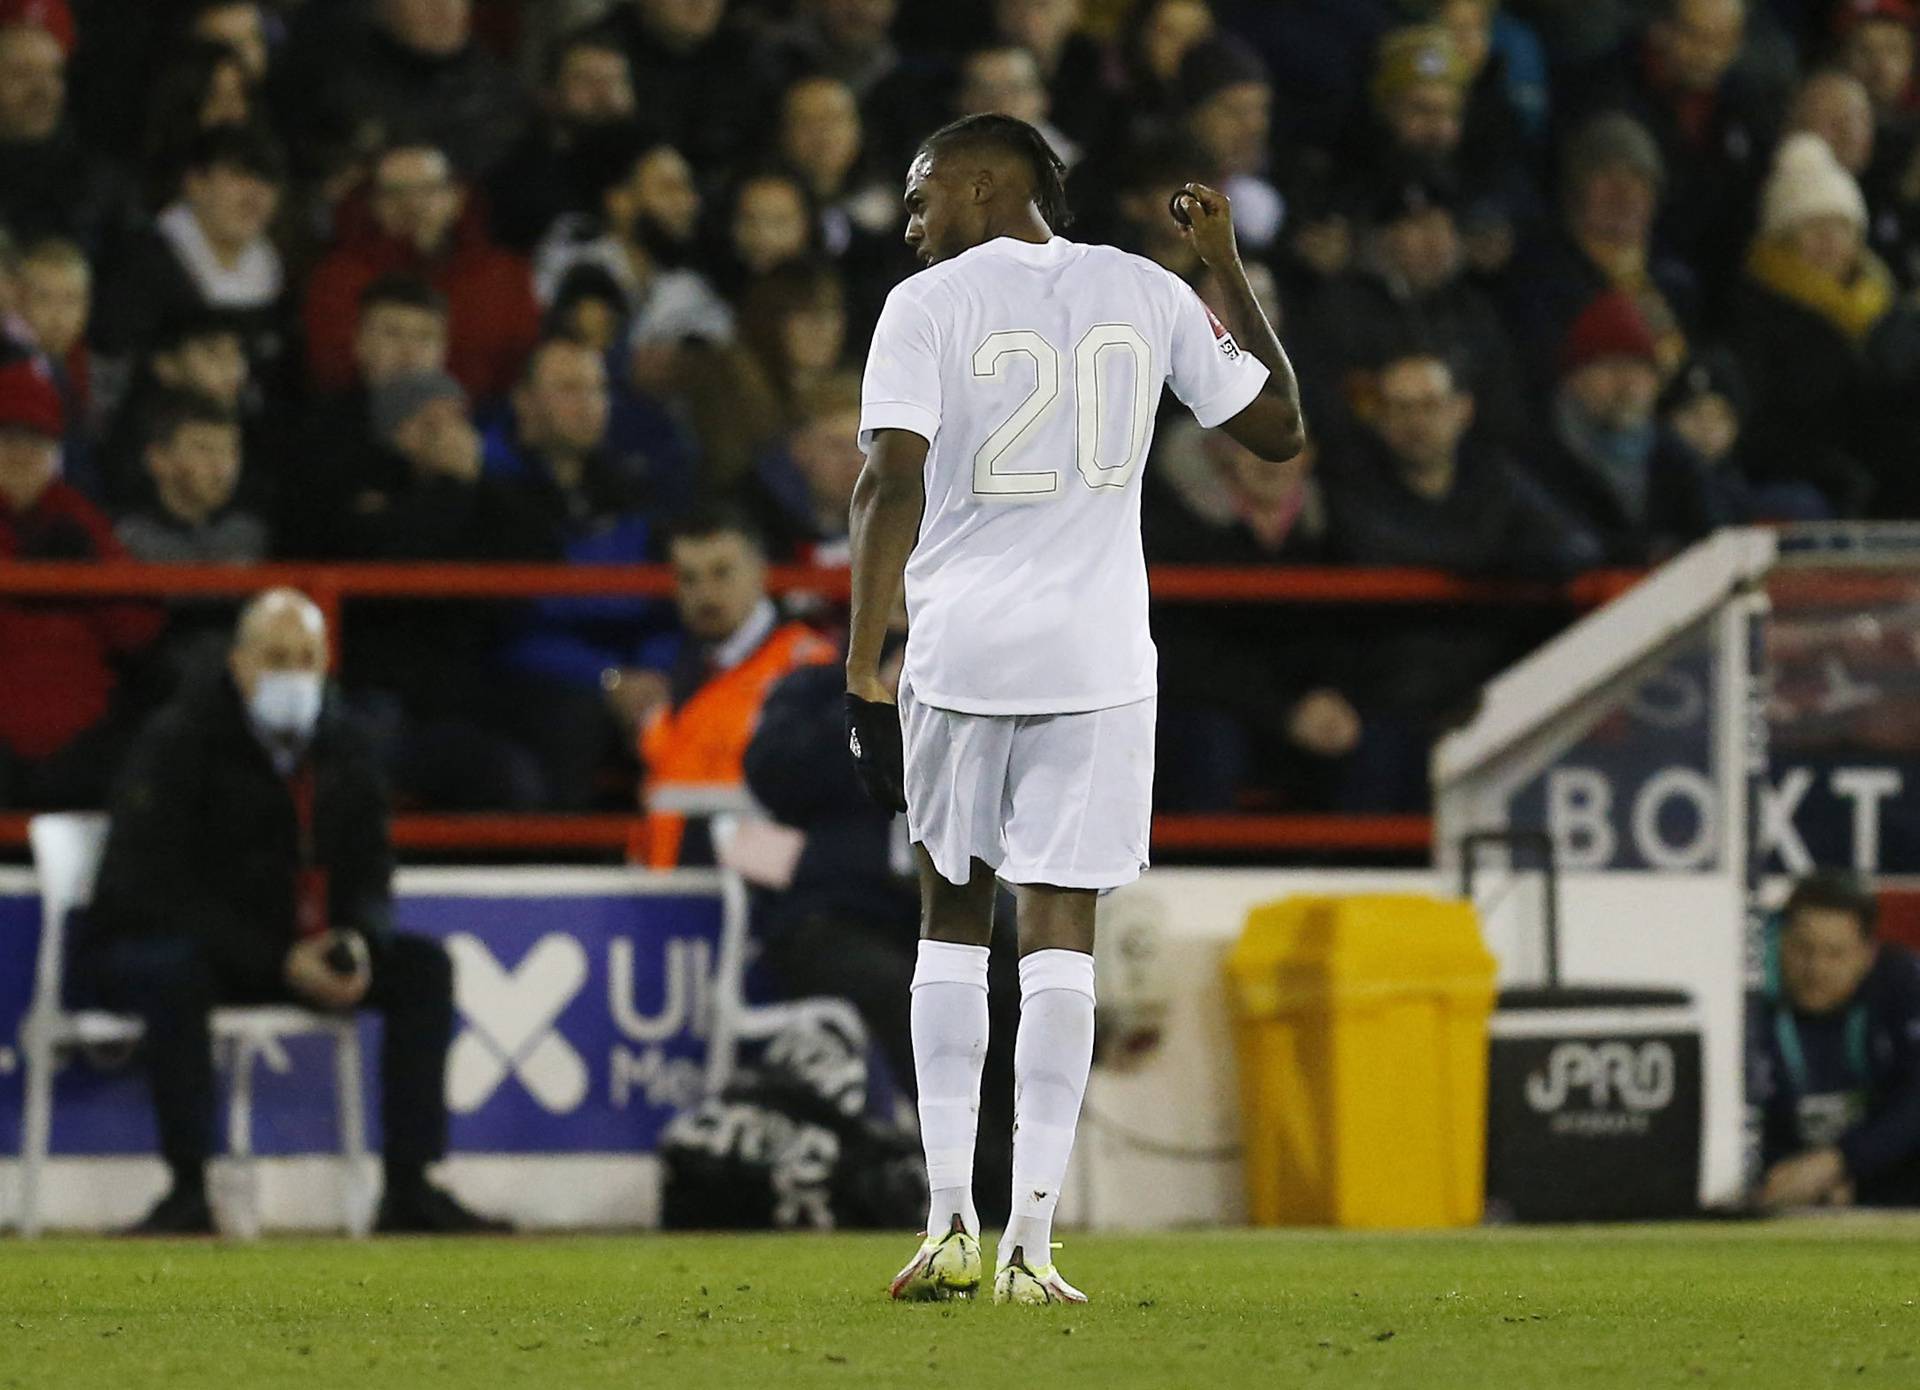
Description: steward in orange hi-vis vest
633,608,835,866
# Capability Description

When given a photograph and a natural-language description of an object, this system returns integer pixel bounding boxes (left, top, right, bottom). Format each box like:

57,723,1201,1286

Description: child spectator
117,390,267,692
117,390,266,564
15,237,92,481
96,308,251,512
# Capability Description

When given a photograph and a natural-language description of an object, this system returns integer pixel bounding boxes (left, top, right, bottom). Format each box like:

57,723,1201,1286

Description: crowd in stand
2,0,1920,823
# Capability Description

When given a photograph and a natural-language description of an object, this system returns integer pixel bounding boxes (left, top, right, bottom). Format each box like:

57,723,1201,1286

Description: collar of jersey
970,235,1071,265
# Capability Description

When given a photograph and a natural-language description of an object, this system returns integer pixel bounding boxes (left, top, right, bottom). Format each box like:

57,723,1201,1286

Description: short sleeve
860,283,943,451
1166,276,1269,430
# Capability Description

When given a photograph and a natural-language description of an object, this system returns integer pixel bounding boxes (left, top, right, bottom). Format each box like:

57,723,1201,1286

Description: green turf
4,1221,1919,1389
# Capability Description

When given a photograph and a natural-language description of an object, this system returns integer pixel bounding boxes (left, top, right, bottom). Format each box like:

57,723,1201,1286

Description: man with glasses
304,138,539,403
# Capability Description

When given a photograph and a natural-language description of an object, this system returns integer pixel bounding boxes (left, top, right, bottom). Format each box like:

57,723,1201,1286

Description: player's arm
845,427,928,702
1173,182,1307,462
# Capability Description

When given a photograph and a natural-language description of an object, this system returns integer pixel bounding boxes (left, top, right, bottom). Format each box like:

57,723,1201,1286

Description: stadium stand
0,0,1916,842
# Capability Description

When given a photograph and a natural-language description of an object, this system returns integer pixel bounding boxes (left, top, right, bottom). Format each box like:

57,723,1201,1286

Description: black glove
844,692,906,813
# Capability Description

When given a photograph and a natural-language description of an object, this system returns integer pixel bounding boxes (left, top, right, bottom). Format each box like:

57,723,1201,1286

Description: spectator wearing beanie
1727,132,1920,515
1539,289,1720,564
1506,113,1697,392
0,358,163,809
336,369,559,812
1560,0,1778,310
1348,23,1539,274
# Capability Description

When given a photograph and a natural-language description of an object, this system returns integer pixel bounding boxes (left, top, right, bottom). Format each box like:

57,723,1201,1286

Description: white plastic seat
646,784,865,1095
16,813,372,1238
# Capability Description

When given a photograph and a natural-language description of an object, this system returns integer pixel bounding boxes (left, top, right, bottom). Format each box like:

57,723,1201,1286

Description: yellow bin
1225,894,1497,1228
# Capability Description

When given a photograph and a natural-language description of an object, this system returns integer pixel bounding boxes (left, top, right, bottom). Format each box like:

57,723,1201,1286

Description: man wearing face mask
84,589,506,1236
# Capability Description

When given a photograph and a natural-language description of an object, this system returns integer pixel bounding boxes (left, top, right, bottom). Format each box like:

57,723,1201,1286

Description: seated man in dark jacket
83,588,505,1236
1756,871,1920,1210
741,644,1018,1225
1319,348,1601,811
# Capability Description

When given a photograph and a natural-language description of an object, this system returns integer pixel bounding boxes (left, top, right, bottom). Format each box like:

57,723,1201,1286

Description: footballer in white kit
843,114,1305,1305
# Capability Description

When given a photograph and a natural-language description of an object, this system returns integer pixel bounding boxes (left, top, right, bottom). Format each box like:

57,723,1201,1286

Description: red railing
0,561,1640,856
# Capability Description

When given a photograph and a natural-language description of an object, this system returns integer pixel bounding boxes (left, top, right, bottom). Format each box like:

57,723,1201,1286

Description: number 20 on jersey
970,325,1156,500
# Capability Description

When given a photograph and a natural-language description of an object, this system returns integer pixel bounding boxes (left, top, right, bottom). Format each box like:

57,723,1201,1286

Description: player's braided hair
918,113,1073,230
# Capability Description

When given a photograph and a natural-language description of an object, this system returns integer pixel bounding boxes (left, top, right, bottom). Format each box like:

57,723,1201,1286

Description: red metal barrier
0,561,1637,857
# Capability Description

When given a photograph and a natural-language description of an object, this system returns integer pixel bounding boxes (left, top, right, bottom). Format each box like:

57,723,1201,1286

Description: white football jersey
860,235,1270,715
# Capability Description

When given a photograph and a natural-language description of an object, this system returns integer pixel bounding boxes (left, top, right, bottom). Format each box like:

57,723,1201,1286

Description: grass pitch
4,1221,1919,1389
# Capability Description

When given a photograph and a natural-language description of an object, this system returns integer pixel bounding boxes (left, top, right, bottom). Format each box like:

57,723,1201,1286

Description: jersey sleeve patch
1203,302,1242,361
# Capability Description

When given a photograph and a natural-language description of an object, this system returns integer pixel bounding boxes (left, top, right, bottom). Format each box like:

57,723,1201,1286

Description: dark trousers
87,932,456,1188
759,912,1020,1225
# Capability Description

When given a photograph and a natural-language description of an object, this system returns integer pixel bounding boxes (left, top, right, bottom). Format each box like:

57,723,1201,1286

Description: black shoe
124,1186,215,1236
375,1181,512,1235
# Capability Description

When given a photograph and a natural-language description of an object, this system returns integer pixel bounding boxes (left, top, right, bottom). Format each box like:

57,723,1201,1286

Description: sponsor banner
0,883,723,1157
1505,641,1726,873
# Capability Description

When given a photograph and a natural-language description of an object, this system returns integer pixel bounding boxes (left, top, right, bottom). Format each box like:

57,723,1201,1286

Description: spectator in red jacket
0,357,162,808
304,139,539,404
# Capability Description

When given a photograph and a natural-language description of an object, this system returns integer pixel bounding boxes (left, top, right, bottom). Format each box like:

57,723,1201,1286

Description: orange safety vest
633,621,836,866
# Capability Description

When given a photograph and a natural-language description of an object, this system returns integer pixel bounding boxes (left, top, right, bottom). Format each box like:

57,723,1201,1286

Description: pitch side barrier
0,560,1632,857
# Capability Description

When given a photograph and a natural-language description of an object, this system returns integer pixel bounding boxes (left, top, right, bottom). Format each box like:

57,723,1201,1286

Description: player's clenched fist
1170,182,1240,270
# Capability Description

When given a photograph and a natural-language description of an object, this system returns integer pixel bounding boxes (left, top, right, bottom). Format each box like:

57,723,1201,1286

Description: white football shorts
899,675,1155,891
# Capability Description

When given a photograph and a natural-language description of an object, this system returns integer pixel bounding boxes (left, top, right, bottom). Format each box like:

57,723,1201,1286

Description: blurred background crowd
3,0,1920,825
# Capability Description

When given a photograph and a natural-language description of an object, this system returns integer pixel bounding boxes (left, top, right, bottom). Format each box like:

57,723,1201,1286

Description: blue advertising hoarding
0,873,724,1158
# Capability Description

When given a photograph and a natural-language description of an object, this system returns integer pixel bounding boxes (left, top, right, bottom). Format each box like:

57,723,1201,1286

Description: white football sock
911,938,991,1239
1002,948,1095,1268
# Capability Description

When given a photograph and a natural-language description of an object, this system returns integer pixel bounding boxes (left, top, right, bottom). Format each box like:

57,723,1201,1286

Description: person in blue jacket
481,334,671,807
1755,870,1920,1209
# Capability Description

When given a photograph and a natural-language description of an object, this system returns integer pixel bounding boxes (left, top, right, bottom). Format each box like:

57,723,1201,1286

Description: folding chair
17,813,373,1238
646,784,864,1096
